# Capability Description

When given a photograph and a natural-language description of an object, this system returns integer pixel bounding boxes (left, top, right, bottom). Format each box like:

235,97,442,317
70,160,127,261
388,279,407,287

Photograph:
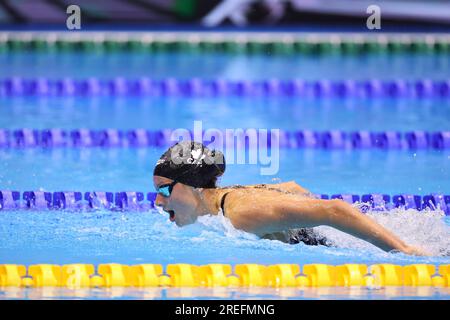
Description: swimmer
153,141,429,256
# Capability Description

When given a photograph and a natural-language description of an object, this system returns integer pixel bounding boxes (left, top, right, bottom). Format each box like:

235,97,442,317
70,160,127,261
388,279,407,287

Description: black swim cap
153,141,226,188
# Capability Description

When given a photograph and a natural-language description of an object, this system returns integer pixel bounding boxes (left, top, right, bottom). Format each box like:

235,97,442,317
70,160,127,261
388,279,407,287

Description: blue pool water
1,52,449,80
1,96,450,132
0,148,449,195
1,43,450,299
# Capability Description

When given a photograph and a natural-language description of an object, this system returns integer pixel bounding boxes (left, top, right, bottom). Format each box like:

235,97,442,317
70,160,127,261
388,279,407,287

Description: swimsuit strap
219,184,285,215
220,191,231,216
219,183,299,216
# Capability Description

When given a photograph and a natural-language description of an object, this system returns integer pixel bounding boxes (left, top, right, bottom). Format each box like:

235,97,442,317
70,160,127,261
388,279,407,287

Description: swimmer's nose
154,193,167,207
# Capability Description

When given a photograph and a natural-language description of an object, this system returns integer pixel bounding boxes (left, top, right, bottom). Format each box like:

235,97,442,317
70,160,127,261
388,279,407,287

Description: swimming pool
0,32,449,300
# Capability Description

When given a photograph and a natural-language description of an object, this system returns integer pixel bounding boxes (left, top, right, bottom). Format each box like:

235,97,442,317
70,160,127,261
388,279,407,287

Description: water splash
313,207,450,257
196,213,258,241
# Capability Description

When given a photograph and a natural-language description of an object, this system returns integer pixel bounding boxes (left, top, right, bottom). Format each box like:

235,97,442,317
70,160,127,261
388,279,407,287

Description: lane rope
0,190,448,214
1,32,449,54
0,129,449,150
0,263,448,288
1,78,449,97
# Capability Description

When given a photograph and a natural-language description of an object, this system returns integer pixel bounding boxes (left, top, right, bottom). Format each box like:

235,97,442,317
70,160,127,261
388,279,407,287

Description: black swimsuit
218,186,330,247
220,192,231,215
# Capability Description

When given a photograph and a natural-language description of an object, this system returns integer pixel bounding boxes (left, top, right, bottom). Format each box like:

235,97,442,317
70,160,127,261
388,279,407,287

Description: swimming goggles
156,181,178,198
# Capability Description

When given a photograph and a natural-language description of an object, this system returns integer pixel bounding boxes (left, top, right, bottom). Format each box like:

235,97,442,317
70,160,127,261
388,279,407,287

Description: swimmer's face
153,175,199,227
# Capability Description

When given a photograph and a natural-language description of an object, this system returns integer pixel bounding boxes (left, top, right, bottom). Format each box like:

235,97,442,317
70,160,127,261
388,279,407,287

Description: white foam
197,212,259,241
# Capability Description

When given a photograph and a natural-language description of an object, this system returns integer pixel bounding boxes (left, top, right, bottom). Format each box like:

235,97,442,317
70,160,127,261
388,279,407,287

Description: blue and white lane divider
0,191,449,215
1,78,450,97
1,129,449,150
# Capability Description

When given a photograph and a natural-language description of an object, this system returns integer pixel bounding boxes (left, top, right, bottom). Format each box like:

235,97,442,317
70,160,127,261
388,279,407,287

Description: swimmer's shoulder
221,191,289,236
267,180,311,195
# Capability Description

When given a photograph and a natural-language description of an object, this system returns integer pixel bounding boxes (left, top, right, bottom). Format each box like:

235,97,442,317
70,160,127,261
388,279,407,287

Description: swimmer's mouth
168,210,175,222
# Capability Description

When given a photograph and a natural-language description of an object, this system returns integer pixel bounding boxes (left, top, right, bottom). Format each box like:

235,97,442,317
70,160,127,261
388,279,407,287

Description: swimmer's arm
275,198,426,255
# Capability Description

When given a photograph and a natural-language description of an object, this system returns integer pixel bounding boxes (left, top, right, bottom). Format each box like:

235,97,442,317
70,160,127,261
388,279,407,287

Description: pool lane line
1,31,449,54
1,78,449,98
1,263,449,287
0,129,449,150
0,191,448,215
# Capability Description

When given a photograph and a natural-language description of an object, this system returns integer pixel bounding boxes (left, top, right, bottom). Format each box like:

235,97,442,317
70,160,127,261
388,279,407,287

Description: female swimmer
153,141,428,256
